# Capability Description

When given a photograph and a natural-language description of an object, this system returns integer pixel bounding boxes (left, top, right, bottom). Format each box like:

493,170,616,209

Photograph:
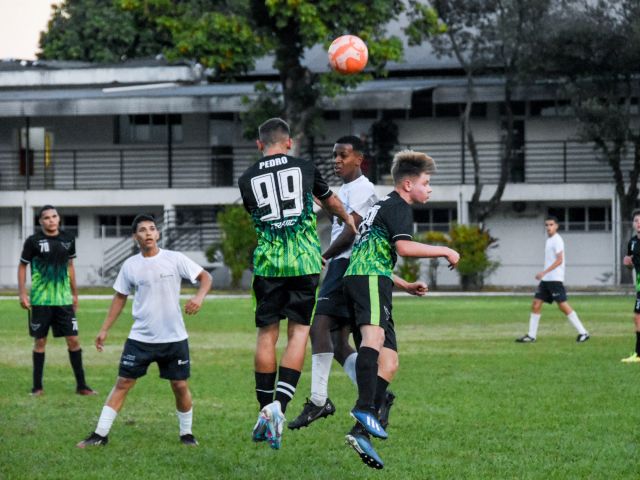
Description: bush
395,257,420,282
206,206,256,288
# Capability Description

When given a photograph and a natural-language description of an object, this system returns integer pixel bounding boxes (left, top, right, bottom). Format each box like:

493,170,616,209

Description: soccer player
76,214,212,448
621,209,640,362
288,136,425,431
18,205,96,397
516,216,590,344
238,118,355,450
342,151,460,469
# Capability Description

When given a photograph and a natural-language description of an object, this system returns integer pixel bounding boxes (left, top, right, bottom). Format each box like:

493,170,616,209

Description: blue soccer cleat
350,408,388,439
345,431,384,469
261,401,285,449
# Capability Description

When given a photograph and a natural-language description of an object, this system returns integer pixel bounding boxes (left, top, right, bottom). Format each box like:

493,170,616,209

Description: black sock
275,366,301,414
635,332,640,356
255,371,276,409
68,349,87,389
355,346,379,411
373,376,390,412
33,351,45,391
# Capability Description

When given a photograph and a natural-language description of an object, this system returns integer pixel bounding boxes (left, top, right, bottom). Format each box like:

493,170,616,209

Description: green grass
1,295,639,479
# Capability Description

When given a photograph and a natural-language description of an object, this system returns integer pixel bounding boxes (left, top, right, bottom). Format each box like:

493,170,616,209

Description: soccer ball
328,35,368,74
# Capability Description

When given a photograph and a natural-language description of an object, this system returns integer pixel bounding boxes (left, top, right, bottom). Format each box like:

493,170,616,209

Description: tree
532,0,640,282
206,205,256,289
407,0,557,224
39,0,172,62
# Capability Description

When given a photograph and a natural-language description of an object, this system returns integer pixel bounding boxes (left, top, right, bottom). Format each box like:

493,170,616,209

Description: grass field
1,294,639,479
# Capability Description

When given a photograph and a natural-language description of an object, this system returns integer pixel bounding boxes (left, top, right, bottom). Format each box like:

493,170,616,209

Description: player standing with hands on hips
18,205,96,397
76,214,211,448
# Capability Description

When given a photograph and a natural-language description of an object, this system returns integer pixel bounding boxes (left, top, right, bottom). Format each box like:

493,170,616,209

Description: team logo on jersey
61,241,72,250
38,240,50,253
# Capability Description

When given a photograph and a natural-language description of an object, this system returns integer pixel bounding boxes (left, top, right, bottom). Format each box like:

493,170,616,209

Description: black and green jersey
627,236,640,292
345,191,414,278
238,154,332,277
20,231,76,306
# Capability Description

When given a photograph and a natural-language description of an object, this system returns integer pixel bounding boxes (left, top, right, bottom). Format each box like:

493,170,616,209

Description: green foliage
2,296,640,478
395,257,420,283
207,206,256,289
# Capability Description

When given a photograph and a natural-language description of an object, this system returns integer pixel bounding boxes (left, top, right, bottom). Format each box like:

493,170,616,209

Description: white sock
567,311,587,335
95,405,118,437
310,353,333,406
176,408,193,436
343,352,358,386
528,313,541,339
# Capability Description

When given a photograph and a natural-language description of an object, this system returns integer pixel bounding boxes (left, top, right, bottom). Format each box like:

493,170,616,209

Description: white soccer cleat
261,401,285,449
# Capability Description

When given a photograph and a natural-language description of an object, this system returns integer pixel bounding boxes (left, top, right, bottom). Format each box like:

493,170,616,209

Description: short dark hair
335,135,365,154
131,214,157,233
545,215,559,224
258,118,290,146
632,209,640,221
391,150,436,183
38,205,56,218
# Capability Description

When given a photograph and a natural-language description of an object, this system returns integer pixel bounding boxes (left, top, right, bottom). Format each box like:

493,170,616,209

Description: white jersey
330,175,378,260
542,233,565,282
113,249,204,343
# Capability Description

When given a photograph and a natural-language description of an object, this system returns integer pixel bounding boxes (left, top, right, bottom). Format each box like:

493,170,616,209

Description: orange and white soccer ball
328,35,368,74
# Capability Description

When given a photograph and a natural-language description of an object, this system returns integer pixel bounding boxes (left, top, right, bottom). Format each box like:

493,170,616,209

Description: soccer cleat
515,334,536,343
76,387,98,396
576,333,590,343
378,390,395,430
288,398,336,430
252,413,269,442
180,434,199,446
261,401,285,449
345,425,384,470
621,353,640,363
76,432,108,448
350,408,387,439
30,388,44,397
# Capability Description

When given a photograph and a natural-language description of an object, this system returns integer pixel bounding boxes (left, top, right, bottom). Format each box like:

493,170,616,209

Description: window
115,114,183,144
33,215,79,237
413,207,457,233
96,214,137,237
546,206,611,232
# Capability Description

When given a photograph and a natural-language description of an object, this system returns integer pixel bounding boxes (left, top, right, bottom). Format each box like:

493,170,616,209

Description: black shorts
343,275,397,352
534,281,568,304
118,338,190,380
253,274,320,328
315,258,350,320
29,305,77,338
634,292,640,314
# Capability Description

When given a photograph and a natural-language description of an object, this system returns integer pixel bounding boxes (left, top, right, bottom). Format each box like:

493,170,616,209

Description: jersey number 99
250,168,303,221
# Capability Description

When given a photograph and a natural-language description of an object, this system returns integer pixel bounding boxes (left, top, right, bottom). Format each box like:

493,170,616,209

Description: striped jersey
238,154,332,277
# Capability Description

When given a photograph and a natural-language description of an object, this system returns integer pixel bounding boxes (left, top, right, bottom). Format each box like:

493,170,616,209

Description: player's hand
321,256,328,269
185,298,203,315
95,330,108,352
445,248,460,269
19,293,31,310
623,255,633,267
535,271,544,280
406,281,428,296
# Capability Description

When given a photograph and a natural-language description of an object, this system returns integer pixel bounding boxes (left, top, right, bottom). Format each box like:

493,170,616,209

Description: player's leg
622,303,640,361
555,283,589,341
29,306,52,395
516,286,545,342
376,316,399,430
333,324,357,383
170,380,197,446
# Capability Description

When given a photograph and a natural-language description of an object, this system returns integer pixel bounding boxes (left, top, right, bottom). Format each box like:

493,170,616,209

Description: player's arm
318,193,357,235
395,239,460,268
68,259,79,312
95,292,128,352
17,262,30,310
322,211,363,260
184,270,212,315
536,251,563,280
392,274,428,296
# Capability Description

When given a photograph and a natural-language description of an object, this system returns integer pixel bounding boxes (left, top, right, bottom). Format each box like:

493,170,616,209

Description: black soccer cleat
576,333,590,343
180,434,199,446
515,334,536,343
76,432,108,448
378,390,396,430
345,423,384,469
288,398,336,430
